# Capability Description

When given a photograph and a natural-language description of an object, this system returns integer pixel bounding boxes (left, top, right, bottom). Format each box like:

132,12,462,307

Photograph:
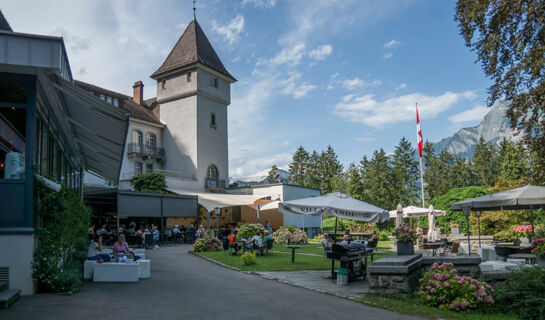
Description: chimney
133,81,144,105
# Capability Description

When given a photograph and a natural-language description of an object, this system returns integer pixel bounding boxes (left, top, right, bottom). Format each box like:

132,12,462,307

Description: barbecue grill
326,241,368,282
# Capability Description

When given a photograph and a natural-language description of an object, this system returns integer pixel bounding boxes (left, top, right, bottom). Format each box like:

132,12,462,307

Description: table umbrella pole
478,214,481,248
530,205,535,238
334,217,338,243
466,216,471,255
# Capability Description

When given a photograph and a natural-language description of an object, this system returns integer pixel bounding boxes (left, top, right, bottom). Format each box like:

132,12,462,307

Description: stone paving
256,270,369,300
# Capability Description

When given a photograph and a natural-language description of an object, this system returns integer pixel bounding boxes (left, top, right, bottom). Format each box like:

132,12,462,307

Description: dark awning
451,185,545,211
46,73,129,182
117,191,198,218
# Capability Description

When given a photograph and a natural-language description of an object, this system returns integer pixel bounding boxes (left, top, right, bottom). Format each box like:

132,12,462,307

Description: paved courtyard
1,245,427,320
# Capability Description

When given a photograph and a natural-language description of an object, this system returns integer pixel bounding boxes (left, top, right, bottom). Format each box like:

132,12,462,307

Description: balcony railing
205,178,226,190
127,143,165,159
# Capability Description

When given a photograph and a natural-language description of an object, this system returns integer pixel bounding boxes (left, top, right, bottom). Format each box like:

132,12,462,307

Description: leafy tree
305,151,323,190
392,137,419,206
471,136,500,186
456,0,545,184
498,138,529,182
449,155,472,189
345,162,364,200
436,149,456,196
288,146,309,186
130,172,167,193
430,186,491,234
267,165,280,184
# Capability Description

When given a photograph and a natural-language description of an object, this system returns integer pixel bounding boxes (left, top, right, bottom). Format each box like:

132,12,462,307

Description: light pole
214,207,221,237
462,206,471,255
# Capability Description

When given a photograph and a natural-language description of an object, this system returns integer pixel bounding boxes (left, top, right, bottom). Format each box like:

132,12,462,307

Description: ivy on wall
129,172,167,193
33,178,91,293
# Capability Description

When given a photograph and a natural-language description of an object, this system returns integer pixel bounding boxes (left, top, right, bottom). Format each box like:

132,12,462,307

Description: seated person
196,224,205,239
369,231,378,242
263,230,273,246
227,230,239,254
342,230,352,242
113,234,141,261
321,233,333,249
87,235,111,262
246,233,264,255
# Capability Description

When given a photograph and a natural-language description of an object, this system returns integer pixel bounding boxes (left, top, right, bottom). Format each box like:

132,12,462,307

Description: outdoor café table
425,241,446,256
508,253,537,264
284,245,302,263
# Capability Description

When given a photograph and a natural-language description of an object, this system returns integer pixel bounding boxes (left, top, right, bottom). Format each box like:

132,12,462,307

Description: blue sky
2,0,493,179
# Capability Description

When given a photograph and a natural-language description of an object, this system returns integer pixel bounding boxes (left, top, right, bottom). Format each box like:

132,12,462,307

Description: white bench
93,263,139,282
84,259,150,280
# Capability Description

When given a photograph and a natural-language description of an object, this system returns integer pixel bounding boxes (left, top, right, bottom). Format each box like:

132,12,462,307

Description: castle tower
151,19,236,191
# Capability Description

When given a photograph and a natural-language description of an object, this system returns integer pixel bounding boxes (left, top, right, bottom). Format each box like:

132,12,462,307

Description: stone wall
368,254,422,294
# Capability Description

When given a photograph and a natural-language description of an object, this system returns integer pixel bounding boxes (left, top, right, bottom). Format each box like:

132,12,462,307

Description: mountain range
431,101,520,158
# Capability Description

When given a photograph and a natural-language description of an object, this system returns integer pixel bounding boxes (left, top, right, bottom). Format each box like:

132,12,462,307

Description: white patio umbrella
396,204,403,228
278,192,389,239
389,205,446,219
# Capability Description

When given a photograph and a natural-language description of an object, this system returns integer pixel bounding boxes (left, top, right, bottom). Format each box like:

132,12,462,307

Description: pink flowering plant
531,229,545,257
393,223,417,242
415,262,494,312
192,232,222,252
513,225,533,238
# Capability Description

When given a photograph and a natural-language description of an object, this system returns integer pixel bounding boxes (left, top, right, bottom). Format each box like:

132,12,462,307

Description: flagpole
419,156,425,207
416,103,425,208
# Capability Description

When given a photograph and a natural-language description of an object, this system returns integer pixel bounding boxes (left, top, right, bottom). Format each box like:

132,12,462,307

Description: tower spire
193,0,196,20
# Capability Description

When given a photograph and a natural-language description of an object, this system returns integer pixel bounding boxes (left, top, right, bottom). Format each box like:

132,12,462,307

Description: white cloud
333,90,478,128
242,0,277,8
342,77,366,90
383,39,401,49
281,140,290,147
383,52,393,59
448,105,490,124
269,43,306,66
212,15,244,46
279,72,316,99
355,136,377,142
309,44,333,61
396,83,407,90
372,79,382,86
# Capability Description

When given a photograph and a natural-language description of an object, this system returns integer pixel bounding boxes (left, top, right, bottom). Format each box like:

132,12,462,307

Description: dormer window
210,77,218,88
113,98,119,107
210,113,216,128
187,72,192,83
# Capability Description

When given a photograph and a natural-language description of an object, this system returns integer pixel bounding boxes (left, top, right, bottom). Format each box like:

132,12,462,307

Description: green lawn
361,294,518,320
199,248,394,271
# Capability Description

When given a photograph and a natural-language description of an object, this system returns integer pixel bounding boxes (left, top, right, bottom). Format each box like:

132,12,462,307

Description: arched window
132,130,143,152
207,164,218,181
146,133,156,150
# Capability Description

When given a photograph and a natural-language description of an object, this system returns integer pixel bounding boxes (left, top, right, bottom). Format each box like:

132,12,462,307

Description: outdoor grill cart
327,241,369,282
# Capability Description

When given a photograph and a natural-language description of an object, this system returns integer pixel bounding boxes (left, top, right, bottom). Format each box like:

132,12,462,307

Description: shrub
313,234,324,240
531,229,545,257
272,225,308,244
33,180,90,293
236,223,265,240
513,225,533,238
415,262,494,312
192,232,222,252
379,231,389,241
494,266,545,320
349,223,376,233
393,223,417,242
240,252,257,266
129,172,167,193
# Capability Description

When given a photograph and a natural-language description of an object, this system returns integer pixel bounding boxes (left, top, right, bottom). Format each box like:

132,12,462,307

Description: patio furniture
424,241,446,256
185,231,195,243
144,234,154,249
494,246,513,260
442,242,460,256
285,245,302,263
508,253,537,264
93,263,139,282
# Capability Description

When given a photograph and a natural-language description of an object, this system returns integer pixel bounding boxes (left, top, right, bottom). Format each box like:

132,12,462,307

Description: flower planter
397,240,414,255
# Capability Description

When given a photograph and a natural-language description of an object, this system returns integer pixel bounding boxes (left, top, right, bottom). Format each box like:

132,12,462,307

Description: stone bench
93,263,139,282
85,260,150,280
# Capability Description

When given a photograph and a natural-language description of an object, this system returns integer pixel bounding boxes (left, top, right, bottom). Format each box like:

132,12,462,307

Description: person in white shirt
246,234,264,255
87,235,111,262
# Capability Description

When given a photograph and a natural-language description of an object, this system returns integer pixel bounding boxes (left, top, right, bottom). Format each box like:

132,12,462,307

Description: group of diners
321,230,379,249
227,228,273,256
87,233,142,262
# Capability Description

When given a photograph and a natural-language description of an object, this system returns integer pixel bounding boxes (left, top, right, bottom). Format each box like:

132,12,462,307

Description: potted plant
393,223,417,255
449,221,460,235
513,225,533,244
531,230,545,267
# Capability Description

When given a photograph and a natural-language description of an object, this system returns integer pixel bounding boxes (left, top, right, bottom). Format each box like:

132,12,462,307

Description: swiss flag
416,105,423,158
